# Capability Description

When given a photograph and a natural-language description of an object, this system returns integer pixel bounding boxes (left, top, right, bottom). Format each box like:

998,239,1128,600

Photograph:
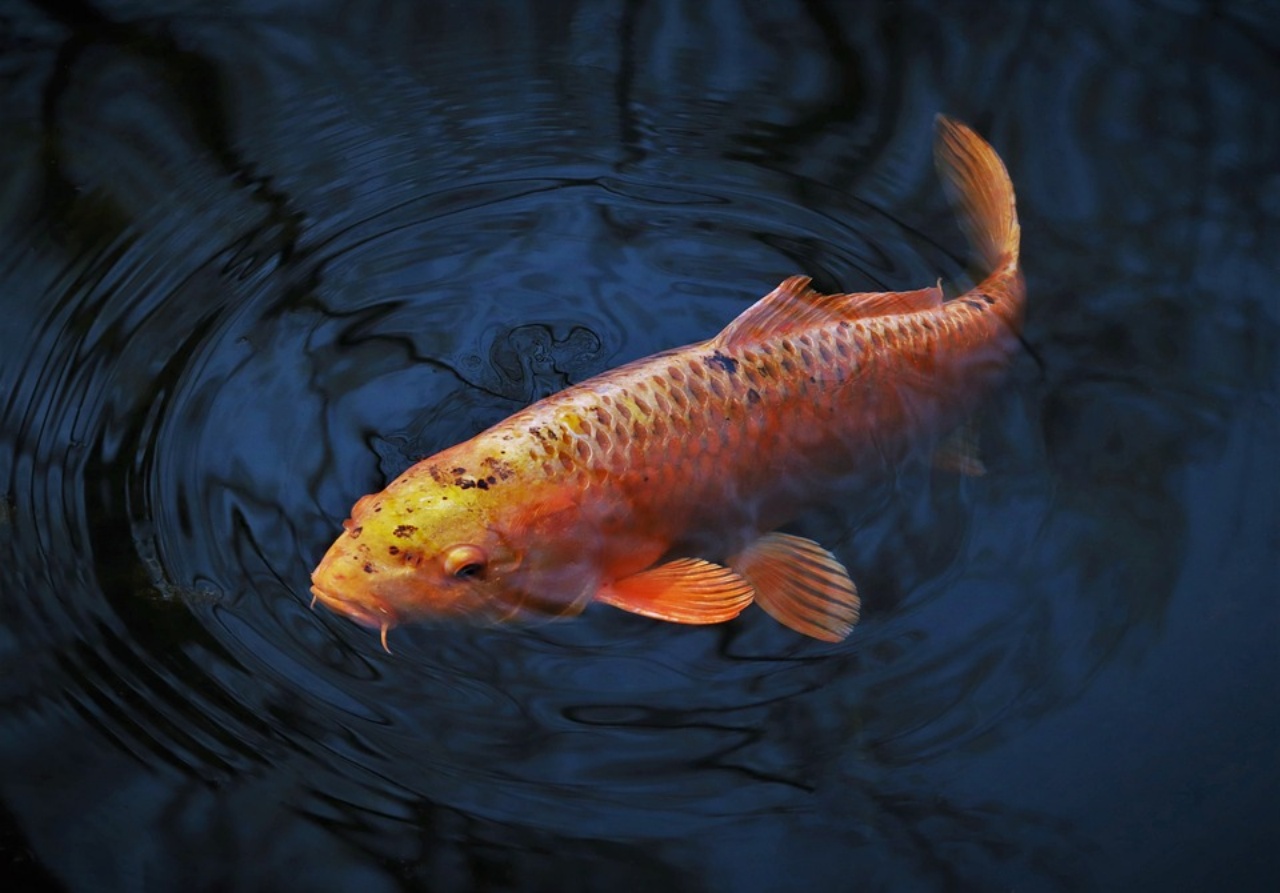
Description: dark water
1,1,1277,890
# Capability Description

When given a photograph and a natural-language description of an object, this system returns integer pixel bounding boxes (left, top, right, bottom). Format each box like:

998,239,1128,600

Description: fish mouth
309,582,398,652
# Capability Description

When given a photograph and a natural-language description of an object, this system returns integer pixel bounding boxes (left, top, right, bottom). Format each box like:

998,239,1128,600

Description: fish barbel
311,116,1023,649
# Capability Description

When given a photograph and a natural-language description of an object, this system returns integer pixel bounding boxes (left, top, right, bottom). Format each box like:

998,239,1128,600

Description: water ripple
2,2,1274,890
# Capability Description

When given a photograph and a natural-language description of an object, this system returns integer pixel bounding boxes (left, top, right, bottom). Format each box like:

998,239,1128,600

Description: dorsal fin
714,275,943,352
713,275,820,351
833,285,945,319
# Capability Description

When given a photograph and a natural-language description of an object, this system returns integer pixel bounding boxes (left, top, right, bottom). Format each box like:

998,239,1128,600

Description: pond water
1,1,1276,891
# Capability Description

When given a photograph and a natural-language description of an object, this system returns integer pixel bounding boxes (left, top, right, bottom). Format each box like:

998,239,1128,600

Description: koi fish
311,116,1023,650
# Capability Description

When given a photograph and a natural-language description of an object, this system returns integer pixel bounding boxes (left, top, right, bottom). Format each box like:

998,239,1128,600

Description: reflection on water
1,1,1276,891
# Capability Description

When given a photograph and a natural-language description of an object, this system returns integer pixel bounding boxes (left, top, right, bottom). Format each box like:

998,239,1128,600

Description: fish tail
934,116,1021,278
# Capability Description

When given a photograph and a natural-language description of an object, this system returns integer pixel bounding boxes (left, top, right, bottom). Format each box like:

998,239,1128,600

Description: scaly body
312,117,1024,647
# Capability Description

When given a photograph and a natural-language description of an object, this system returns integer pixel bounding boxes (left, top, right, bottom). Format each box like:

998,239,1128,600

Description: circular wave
7,4,1256,888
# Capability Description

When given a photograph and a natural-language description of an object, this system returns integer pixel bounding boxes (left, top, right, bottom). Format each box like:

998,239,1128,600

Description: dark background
1,1,1277,891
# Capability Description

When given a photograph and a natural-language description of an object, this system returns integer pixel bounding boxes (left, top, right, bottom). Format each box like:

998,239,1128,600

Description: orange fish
311,117,1023,650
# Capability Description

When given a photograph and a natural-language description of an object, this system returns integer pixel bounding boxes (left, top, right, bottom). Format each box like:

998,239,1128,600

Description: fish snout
309,582,393,630
310,543,401,630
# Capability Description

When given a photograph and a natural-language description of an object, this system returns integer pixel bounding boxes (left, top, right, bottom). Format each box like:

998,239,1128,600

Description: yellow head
309,446,594,649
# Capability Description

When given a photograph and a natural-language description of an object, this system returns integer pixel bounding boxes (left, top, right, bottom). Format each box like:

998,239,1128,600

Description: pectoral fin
731,533,860,642
933,421,986,476
596,559,756,624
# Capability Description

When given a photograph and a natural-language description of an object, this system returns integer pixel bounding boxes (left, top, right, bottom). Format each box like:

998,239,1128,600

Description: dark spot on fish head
388,545,399,555
363,562,374,574
747,388,761,404
457,479,475,489
705,351,739,374
486,475,497,485
476,479,489,490
482,456,515,480
394,524,418,538
452,466,467,475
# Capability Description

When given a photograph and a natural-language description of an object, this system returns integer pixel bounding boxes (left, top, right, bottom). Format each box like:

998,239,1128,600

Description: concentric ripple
0,120,1067,881
3,3,1272,891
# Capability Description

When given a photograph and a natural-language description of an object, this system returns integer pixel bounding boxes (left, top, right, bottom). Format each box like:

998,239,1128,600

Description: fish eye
443,544,488,580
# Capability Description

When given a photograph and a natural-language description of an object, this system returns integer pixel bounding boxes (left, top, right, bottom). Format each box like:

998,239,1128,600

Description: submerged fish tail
934,116,1020,274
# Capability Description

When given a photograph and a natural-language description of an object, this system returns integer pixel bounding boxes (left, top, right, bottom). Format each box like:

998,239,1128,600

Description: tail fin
934,116,1020,276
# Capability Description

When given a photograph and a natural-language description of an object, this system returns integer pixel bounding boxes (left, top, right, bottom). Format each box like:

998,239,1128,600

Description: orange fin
715,275,942,352
731,533,860,642
932,420,986,476
935,115,1021,273
595,558,755,625
714,275,819,351
834,286,943,318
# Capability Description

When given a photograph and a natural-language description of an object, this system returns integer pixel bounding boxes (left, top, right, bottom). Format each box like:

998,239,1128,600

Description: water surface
1,1,1276,891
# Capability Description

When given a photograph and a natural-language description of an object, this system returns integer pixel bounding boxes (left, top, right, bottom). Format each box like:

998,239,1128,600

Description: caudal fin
934,116,1021,277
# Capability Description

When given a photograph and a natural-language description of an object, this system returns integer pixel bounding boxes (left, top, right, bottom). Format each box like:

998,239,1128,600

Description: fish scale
310,117,1024,647
501,290,1013,549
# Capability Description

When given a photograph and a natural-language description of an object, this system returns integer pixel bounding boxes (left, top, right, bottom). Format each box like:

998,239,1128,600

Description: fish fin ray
935,115,1021,274
932,419,986,476
824,286,944,319
715,276,943,352
713,275,819,352
595,558,755,624
731,533,860,642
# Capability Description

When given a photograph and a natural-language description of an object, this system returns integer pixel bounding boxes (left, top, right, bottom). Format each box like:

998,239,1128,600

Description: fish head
310,456,591,646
